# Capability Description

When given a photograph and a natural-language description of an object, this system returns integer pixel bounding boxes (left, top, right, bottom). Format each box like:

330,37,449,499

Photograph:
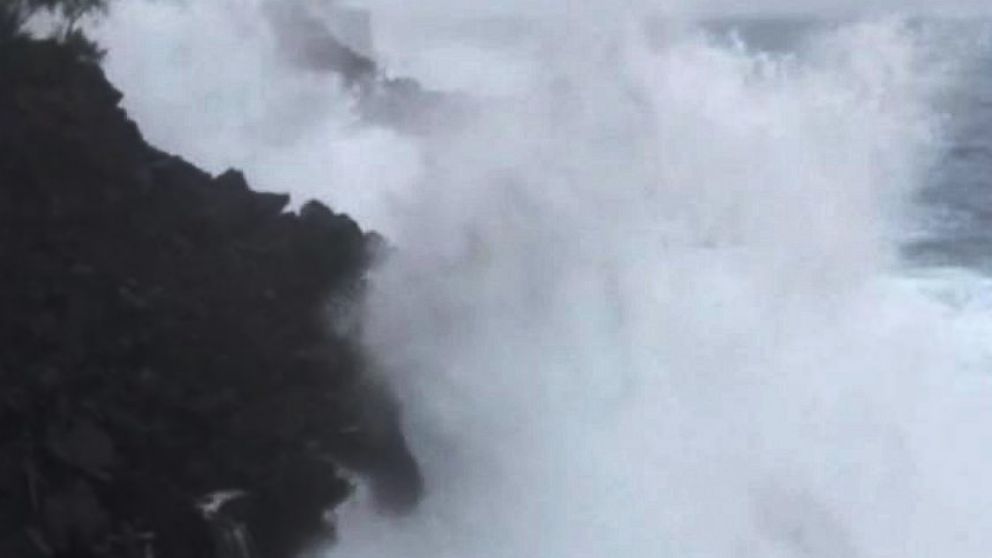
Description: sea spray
92,3,992,556
342,17,992,558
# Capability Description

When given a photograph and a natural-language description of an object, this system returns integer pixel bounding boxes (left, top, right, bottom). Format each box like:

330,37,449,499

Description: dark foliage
0,38,422,558
1,0,107,37
1,0,107,61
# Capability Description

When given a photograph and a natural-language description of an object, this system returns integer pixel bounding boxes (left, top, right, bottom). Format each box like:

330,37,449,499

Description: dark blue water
910,35,992,271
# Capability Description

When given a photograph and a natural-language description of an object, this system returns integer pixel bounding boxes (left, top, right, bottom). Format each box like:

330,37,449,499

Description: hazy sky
346,0,992,19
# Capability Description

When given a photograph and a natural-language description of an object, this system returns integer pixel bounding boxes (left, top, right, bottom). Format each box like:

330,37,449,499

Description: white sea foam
96,3,992,556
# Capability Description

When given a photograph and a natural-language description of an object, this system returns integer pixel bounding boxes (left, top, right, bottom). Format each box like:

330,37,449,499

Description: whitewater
96,2,992,557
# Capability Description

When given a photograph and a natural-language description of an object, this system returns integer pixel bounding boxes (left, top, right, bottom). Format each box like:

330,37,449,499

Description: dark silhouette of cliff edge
0,37,422,558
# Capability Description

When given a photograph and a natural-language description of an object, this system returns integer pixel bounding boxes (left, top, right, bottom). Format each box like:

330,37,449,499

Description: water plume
340,16,992,558
93,3,992,557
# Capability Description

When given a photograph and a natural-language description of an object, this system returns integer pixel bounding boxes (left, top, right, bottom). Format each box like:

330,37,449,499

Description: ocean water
698,18,992,273
909,23,992,272
95,7,992,558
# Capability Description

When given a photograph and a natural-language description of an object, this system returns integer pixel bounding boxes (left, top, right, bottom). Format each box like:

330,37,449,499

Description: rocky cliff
0,37,421,558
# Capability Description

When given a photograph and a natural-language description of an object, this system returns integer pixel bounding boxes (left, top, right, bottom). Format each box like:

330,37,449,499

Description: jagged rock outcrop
263,0,473,134
0,37,422,558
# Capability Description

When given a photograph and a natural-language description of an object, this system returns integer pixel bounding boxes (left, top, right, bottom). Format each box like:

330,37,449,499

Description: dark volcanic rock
262,0,474,135
0,38,422,558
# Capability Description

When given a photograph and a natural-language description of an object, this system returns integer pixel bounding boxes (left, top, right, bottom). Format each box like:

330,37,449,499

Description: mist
93,1,992,557
338,16,992,558
350,0,992,27
93,0,422,231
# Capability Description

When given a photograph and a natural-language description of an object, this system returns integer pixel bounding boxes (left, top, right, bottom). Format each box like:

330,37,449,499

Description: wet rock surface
0,38,422,558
